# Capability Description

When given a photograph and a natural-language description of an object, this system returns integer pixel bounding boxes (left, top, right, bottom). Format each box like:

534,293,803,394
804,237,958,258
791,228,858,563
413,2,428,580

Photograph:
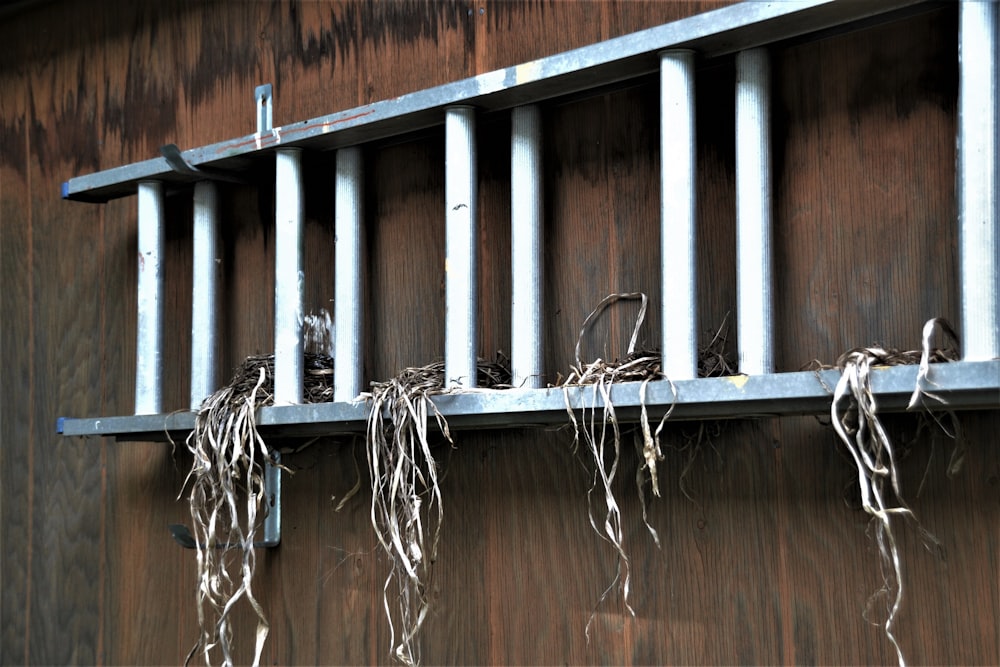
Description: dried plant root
827,318,959,667
182,353,334,667
361,357,509,665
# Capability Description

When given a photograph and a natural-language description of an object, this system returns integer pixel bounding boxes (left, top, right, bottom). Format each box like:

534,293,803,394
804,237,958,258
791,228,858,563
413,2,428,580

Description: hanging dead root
560,293,734,638
825,318,959,667
361,356,509,666
181,353,334,667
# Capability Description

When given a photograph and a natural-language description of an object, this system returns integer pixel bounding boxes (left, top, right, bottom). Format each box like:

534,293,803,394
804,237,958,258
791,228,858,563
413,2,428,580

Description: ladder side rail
63,1,931,204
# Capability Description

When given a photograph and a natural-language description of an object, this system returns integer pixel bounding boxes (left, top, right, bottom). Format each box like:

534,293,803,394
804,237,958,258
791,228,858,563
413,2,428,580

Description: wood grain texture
544,86,663,379
366,133,447,378
772,6,958,369
0,17,107,661
2,0,997,665
0,93,32,666
25,176,105,665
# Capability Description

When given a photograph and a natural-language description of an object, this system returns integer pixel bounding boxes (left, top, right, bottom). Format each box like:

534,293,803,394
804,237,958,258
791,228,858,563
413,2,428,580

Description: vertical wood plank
367,134,447,378
544,87,663,378
0,79,32,665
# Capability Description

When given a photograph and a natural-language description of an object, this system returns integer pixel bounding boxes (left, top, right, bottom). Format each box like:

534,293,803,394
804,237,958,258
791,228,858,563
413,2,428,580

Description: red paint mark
216,109,377,154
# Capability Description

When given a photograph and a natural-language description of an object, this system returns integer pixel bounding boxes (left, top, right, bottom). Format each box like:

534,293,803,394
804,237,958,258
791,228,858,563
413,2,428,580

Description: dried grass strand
361,357,509,666
562,293,734,639
827,319,959,667
182,353,334,667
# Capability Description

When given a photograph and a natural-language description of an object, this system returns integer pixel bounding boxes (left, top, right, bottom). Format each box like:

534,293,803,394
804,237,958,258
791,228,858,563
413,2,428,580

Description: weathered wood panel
0,96,32,665
3,0,998,665
773,8,958,369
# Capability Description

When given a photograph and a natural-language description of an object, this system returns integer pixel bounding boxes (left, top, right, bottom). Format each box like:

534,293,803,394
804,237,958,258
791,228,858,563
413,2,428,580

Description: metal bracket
155,82,275,186
255,83,273,134
168,451,282,550
262,450,282,546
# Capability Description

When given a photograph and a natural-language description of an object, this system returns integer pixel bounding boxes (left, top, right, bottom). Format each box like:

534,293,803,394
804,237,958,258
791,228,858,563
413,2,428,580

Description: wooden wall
2,0,998,664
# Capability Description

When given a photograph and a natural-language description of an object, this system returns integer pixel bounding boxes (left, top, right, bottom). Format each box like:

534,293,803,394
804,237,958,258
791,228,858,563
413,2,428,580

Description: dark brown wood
0,108,32,665
2,0,997,665
772,6,959,370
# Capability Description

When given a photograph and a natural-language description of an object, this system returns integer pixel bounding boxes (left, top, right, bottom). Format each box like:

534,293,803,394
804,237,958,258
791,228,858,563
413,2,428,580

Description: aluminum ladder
57,0,1000,543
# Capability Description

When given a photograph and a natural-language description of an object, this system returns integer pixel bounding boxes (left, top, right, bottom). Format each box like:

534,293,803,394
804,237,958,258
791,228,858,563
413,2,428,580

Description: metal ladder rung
334,147,365,403
510,105,544,389
958,2,1000,361
445,106,479,389
136,181,165,415
660,50,699,381
190,181,220,409
274,147,305,405
735,47,775,376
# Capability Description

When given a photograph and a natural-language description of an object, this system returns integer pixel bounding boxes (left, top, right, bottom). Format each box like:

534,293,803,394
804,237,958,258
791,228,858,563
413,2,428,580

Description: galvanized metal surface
190,181,220,410
57,361,1000,441
167,453,282,549
660,49,698,381
61,0,930,203
135,181,164,415
445,106,478,389
334,146,364,402
510,105,544,389
958,2,1000,361
735,47,775,375
261,453,281,547
255,83,273,134
274,148,304,405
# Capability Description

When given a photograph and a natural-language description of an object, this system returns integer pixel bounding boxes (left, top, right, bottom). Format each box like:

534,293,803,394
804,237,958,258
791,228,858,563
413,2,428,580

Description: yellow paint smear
726,374,750,389
515,60,542,85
